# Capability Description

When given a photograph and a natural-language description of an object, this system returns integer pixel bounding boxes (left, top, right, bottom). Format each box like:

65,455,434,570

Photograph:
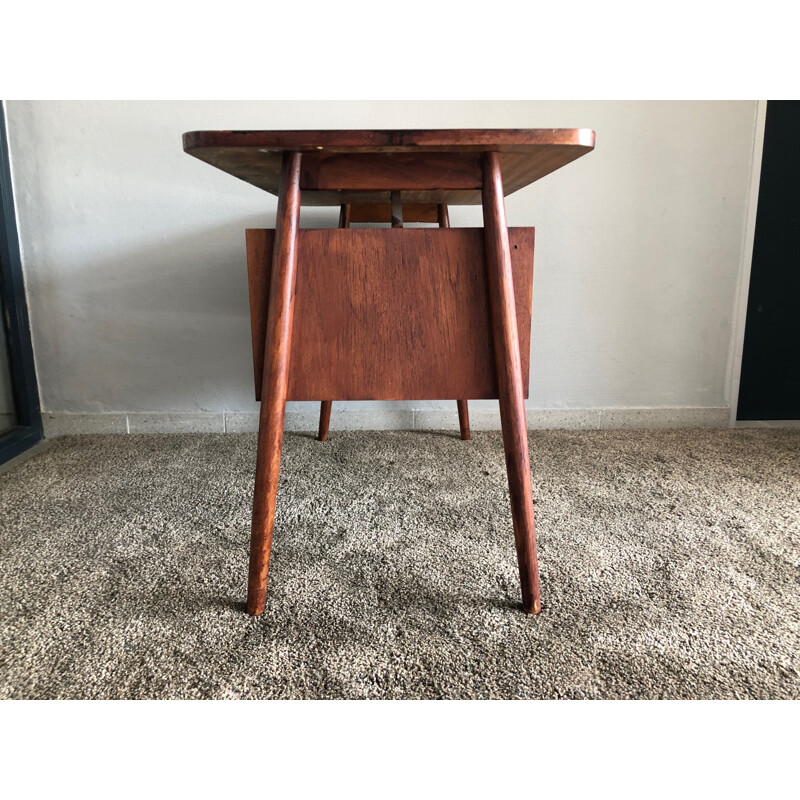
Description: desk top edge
183,128,595,152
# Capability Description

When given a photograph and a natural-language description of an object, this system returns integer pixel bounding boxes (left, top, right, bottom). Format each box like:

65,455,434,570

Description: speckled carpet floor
1,429,798,699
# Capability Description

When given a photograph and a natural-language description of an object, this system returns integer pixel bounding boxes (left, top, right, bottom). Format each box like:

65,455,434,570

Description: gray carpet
1,429,798,699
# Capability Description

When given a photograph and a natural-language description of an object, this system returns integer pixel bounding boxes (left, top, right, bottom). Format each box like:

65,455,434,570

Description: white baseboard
41,406,731,438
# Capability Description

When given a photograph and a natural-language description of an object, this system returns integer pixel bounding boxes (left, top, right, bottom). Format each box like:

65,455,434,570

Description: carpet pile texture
1,429,798,699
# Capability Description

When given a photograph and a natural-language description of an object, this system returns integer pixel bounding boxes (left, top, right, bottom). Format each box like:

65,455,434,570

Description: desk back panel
246,228,534,401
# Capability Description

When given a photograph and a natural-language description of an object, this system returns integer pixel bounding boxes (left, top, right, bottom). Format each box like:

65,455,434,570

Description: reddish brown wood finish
301,152,482,192
437,203,471,441
245,228,270,398
247,151,302,617
182,128,595,207
349,203,438,223
390,192,403,228
317,401,332,441
456,400,471,441
246,227,534,401
317,204,351,442
482,152,541,615
183,127,596,618
184,127,595,151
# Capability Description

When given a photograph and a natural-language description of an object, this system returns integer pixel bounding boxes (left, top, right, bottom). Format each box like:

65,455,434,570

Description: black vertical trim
0,102,42,463
737,101,800,420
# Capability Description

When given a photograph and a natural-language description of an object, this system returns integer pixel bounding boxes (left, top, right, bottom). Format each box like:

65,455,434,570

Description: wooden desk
183,128,595,616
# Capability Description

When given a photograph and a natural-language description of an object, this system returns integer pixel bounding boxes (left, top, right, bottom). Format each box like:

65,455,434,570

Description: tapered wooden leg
318,400,332,441
456,399,471,441
317,204,350,443
481,152,541,614
247,151,302,616
438,203,472,441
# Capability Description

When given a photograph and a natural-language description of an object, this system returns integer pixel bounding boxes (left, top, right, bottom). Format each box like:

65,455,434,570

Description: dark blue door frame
0,102,42,464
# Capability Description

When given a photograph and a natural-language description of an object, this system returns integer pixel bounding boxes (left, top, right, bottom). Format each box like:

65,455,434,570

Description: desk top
183,128,595,206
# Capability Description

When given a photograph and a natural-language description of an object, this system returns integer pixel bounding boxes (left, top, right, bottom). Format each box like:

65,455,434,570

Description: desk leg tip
246,591,267,617
523,597,542,615
318,400,332,442
457,399,470,441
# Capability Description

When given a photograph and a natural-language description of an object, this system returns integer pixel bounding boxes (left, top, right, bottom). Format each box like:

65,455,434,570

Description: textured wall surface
6,101,757,420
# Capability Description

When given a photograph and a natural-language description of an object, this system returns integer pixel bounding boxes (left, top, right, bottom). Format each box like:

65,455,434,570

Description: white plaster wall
6,101,757,421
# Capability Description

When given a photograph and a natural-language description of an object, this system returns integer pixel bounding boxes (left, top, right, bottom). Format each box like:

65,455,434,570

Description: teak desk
183,128,595,616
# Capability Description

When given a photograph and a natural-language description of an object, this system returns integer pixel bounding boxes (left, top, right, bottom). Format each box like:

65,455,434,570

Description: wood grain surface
482,152,540,614
247,151,302,617
317,203,352,442
438,202,472,441
349,203,439,223
300,152,482,192
246,228,535,401
184,128,594,206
